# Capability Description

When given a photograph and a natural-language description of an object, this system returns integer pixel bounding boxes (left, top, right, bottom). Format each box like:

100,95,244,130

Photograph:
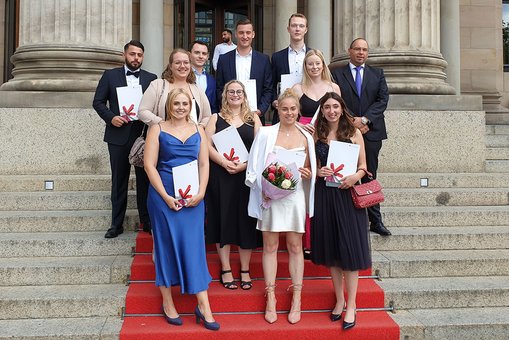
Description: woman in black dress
205,80,262,290
311,92,371,330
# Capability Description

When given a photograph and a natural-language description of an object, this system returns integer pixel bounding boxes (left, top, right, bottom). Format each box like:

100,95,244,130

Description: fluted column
307,0,332,63
440,0,460,95
140,0,164,75
1,0,131,92
331,0,455,94
274,0,297,51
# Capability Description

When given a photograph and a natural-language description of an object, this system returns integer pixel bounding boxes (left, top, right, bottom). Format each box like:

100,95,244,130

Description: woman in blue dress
144,88,219,331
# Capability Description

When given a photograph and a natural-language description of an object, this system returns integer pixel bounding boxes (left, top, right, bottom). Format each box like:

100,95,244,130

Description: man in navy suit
271,13,310,124
189,40,218,113
216,18,272,125
93,40,158,238
331,38,391,236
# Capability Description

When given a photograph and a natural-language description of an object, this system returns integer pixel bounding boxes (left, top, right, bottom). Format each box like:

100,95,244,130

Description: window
503,1,509,70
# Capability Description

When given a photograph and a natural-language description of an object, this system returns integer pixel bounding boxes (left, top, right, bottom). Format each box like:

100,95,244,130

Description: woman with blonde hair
205,80,262,291
139,48,212,127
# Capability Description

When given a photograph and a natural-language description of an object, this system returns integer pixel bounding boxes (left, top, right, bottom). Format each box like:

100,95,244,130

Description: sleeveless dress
205,115,262,249
258,146,307,233
147,128,212,294
311,140,371,271
298,85,335,124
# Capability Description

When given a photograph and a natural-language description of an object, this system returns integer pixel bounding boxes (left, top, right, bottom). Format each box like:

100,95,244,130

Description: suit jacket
215,49,273,115
205,73,218,113
271,46,311,101
93,67,157,146
331,64,389,142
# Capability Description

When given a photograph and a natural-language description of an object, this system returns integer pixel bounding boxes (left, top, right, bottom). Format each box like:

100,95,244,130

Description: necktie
355,66,363,97
126,70,140,78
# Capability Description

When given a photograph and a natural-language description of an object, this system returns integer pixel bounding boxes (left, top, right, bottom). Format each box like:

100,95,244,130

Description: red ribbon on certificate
330,163,345,178
178,185,193,199
223,148,239,162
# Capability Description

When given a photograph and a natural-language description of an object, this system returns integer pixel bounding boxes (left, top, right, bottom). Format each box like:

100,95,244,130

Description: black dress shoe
105,226,124,238
370,223,391,236
342,316,356,330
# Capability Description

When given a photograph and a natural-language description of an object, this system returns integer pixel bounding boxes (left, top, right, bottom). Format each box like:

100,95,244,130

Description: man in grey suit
331,38,391,236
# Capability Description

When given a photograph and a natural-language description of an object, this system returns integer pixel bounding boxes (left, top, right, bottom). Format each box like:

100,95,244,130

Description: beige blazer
138,79,211,127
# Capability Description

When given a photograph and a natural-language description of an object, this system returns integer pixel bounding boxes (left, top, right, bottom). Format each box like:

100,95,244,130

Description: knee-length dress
147,128,212,294
258,146,307,233
205,115,261,249
311,140,371,271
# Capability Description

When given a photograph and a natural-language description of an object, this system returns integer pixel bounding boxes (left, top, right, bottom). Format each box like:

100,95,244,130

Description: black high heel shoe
330,312,342,322
162,306,182,326
342,312,356,330
194,305,220,331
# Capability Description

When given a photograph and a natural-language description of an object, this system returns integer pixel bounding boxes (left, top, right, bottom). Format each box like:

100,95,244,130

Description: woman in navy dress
205,80,262,290
144,88,219,330
311,92,371,330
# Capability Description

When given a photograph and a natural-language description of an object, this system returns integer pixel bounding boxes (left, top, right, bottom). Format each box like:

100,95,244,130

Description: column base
0,91,94,108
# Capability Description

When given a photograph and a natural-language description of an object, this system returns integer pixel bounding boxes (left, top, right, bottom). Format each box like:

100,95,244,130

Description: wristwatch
361,116,369,125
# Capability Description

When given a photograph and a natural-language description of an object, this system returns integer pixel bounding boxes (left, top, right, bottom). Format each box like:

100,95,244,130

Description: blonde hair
220,80,255,125
165,88,192,121
301,49,333,87
277,88,301,119
161,49,196,84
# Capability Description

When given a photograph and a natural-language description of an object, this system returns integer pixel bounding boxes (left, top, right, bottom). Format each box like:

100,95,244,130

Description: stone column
331,0,455,94
140,0,164,75
274,0,297,51
307,0,332,63
0,0,131,92
440,0,460,95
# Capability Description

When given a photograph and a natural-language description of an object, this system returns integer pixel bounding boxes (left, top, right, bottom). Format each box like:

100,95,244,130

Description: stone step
375,249,509,278
0,174,123,192
393,307,509,340
486,134,509,147
486,147,509,160
0,284,128,319
382,206,509,227
379,276,509,309
485,159,509,173
378,172,509,189
382,188,509,207
0,317,122,340
0,209,139,233
0,231,136,258
0,191,137,211
486,124,509,135
371,226,509,251
0,256,132,286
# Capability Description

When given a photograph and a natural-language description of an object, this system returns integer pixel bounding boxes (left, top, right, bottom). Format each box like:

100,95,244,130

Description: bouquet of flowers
261,162,299,209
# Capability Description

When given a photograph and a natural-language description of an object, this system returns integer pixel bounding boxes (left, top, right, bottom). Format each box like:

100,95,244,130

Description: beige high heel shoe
287,283,303,324
264,284,277,324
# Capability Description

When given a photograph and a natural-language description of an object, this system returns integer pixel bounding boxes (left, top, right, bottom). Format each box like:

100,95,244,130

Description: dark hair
349,38,368,49
236,18,253,30
288,13,307,26
124,40,144,52
315,92,356,142
222,28,233,35
189,40,209,52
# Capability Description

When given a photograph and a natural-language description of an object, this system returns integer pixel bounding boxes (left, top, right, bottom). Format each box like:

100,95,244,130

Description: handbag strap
159,80,167,121
357,168,374,180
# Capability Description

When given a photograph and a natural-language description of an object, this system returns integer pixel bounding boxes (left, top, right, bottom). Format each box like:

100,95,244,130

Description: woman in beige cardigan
139,48,212,127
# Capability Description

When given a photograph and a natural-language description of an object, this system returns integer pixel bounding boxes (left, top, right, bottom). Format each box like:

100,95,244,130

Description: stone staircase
486,124,509,173
0,130,509,338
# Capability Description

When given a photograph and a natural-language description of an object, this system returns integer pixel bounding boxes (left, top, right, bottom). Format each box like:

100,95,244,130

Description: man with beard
93,40,158,238
212,28,237,71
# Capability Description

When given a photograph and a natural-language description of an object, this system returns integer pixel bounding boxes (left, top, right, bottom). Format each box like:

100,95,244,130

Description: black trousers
361,139,383,226
107,125,150,229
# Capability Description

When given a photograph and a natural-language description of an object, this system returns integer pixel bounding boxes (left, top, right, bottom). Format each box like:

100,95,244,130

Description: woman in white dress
246,89,316,324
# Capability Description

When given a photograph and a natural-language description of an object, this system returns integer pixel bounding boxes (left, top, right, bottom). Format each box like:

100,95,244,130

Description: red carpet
121,232,400,339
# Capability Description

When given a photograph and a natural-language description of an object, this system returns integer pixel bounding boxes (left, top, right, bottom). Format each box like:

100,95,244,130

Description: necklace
279,129,295,137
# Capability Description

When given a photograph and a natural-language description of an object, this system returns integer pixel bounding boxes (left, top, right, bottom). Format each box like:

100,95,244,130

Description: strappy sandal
219,269,237,290
287,283,303,324
264,284,277,324
240,269,253,290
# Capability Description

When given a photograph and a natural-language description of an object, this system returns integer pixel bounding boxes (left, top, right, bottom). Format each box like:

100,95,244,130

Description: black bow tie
126,70,140,78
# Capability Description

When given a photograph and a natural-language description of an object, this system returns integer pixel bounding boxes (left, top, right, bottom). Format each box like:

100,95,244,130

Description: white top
288,45,306,76
235,49,252,81
212,42,237,70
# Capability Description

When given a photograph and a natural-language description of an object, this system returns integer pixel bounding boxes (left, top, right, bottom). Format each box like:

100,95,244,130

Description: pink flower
284,172,292,179
267,172,276,182
268,165,277,174
277,165,286,175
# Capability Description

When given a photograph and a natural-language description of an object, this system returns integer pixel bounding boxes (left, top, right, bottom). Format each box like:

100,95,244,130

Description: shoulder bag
350,169,384,209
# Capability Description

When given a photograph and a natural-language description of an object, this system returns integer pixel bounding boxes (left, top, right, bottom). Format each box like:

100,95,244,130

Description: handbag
128,80,166,167
350,169,384,209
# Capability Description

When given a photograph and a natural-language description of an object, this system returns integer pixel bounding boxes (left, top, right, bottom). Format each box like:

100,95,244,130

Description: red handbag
350,170,384,209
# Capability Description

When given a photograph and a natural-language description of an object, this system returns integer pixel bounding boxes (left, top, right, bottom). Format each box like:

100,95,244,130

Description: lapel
116,67,128,88
228,51,237,79
249,50,257,79
265,124,279,154
342,65,357,95
281,49,290,75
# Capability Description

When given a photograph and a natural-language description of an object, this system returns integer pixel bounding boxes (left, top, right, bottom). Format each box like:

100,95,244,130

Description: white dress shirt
288,45,306,75
124,65,140,88
193,68,207,92
212,42,237,70
235,49,252,81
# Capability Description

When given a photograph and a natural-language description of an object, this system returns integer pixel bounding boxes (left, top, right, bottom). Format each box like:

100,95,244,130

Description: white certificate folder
172,160,200,201
325,141,360,187
116,85,143,120
211,125,249,163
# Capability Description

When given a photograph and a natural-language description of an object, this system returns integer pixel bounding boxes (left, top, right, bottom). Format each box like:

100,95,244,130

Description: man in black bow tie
93,40,157,238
